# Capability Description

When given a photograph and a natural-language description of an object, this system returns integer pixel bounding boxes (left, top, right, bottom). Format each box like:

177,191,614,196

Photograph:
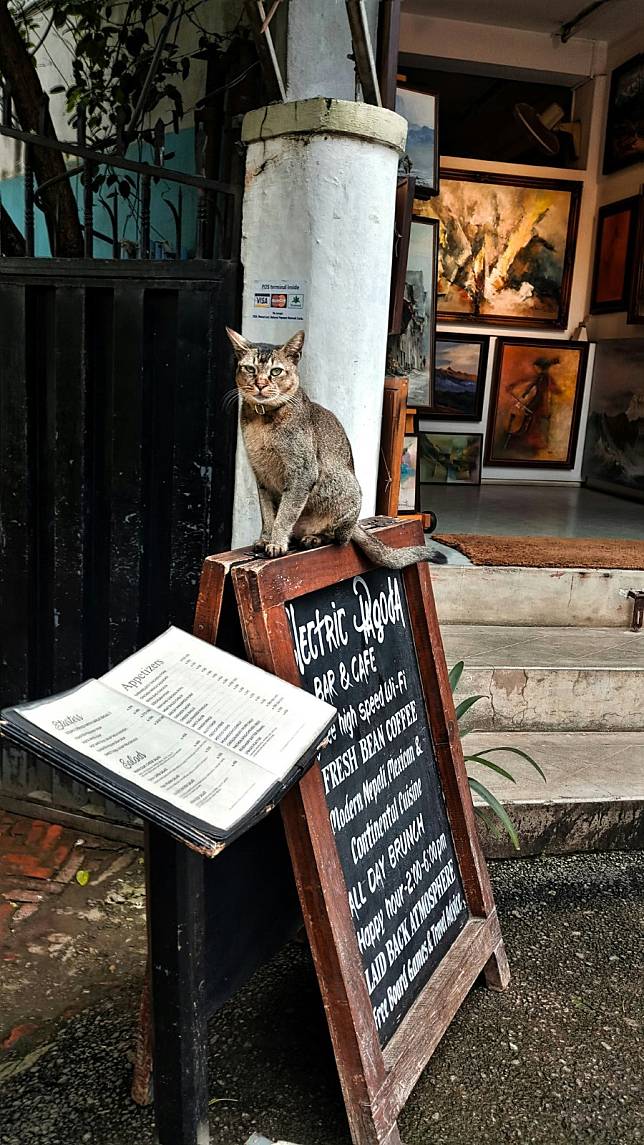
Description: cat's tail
351,525,447,568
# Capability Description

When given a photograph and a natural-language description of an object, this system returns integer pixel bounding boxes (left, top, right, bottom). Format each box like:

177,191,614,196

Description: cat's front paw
265,539,290,558
253,538,268,553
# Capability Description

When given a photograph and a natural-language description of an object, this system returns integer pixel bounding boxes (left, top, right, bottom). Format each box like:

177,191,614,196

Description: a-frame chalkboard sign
202,516,510,1145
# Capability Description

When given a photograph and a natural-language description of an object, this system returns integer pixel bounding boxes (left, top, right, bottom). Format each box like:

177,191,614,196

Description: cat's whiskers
222,387,242,412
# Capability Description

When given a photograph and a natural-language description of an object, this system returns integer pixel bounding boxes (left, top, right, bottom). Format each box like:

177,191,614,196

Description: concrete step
465,731,644,858
442,625,644,732
432,564,643,628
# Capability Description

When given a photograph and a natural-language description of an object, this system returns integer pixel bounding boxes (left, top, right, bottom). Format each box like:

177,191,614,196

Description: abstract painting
603,53,644,175
590,197,639,313
386,217,439,408
486,339,588,468
396,88,438,194
418,432,482,486
415,172,582,328
398,434,418,511
582,340,644,501
431,334,489,420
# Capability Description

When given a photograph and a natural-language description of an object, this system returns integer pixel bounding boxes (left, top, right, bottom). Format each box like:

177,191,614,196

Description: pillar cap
242,98,407,154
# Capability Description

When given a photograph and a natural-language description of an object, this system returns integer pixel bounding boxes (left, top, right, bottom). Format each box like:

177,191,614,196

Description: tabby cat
226,327,446,568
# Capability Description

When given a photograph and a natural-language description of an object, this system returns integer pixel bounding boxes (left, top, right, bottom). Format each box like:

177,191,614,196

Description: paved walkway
0,813,641,1145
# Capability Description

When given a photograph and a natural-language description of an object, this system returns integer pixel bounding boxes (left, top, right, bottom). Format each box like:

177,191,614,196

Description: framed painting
415,171,582,329
602,53,644,175
398,433,419,512
388,175,416,335
628,193,644,325
387,216,439,409
418,431,483,486
582,339,644,501
395,87,439,195
590,196,640,313
485,338,588,469
430,333,489,420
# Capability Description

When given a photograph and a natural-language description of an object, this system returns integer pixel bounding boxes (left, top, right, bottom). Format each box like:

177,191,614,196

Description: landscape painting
387,217,439,407
603,53,644,175
486,339,588,468
416,172,581,328
431,334,489,420
396,88,438,194
399,434,418,511
583,340,644,501
418,432,482,485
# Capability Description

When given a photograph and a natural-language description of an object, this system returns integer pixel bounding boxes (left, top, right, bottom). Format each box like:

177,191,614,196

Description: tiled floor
465,731,644,804
422,484,642,540
442,624,644,668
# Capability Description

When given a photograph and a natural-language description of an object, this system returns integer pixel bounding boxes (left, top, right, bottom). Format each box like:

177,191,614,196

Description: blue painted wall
0,127,198,258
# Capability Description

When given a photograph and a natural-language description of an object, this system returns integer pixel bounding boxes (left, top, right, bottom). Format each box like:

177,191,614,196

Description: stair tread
442,624,644,669
465,730,644,805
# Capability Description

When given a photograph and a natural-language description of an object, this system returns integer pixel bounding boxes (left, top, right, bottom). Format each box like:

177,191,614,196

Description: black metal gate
0,257,239,827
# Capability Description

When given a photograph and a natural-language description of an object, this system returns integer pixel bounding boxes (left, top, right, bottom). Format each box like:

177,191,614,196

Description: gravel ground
0,850,641,1145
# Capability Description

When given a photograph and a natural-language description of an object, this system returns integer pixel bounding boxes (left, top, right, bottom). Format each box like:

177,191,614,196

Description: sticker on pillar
253,280,306,321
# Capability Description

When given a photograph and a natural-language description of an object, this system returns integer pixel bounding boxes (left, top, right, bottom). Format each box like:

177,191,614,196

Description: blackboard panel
286,567,469,1046
204,808,302,1013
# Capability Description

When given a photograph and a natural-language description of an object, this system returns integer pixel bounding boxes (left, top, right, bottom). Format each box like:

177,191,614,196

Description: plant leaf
465,754,517,783
474,807,505,842
468,778,520,851
454,695,484,722
473,746,547,782
448,660,464,692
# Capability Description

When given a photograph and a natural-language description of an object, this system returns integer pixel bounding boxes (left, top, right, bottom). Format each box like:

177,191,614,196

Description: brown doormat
435,534,644,569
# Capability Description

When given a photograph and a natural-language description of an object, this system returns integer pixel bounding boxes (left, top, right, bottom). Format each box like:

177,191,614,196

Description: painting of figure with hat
486,339,588,467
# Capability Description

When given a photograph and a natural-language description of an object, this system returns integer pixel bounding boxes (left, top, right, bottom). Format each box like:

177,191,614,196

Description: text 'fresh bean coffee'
286,567,468,1043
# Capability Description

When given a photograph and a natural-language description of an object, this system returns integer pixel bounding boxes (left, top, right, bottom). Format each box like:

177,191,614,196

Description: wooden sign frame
227,517,509,1145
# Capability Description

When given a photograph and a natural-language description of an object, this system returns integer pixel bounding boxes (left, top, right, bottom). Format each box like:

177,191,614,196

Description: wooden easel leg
482,938,511,992
380,1122,403,1145
131,964,153,1105
146,824,210,1145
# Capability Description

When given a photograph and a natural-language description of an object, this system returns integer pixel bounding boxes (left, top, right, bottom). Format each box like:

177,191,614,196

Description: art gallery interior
393,0,644,546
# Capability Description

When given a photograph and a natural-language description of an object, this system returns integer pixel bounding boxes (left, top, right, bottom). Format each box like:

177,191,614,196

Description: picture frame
430,332,489,420
398,432,419,512
388,175,416,335
387,216,439,409
590,196,640,314
418,431,483,486
628,191,644,325
485,338,589,469
415,171,582,329
602,53,644,176
395,87,439,196
582,339,644,501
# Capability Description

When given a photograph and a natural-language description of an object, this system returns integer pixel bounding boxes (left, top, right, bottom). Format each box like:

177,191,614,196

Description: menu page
16,627,336,833
17,681,275,832
101,626,335,777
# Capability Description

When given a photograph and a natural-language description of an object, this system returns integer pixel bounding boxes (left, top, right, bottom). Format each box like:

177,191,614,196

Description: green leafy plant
449,660,546,850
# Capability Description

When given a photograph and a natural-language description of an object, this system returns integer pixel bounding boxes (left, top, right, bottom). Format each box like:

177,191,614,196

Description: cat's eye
242,364,256,374
270,367,283,377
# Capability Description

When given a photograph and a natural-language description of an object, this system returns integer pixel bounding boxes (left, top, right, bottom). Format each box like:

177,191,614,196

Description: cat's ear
281,329,305,363
226,327,252,360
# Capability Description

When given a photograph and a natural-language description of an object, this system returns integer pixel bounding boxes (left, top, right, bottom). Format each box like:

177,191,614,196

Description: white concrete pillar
285,0,380,101
231,98,407,547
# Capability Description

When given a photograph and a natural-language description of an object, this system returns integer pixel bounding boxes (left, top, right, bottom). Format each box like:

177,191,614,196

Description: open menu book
0,627,336,856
